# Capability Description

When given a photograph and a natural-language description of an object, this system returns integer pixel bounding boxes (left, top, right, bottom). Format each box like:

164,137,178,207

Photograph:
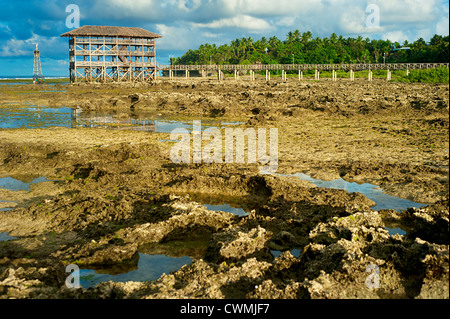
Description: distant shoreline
0,78,70,84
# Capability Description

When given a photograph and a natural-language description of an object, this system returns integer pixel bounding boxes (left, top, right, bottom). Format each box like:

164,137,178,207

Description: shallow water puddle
203,203,249,217
261,170,426,213
293,173,426,212
79,239,208,289
0,106,73,129
0,207,14,212
0,176,50,191
80,253,193,289
189,194,251,217
385,227,407,236
0,106,243,132
0,232,16,241
271,249,302,258
73,114,243,133
261,170,416,236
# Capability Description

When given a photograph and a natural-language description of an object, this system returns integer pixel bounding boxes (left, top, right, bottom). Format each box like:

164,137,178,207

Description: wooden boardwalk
159,62,448,81
160,62,448,72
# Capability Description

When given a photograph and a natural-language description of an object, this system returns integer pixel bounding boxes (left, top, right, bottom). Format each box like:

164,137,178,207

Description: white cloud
0,38,29,57
193,15,272,31
1,0,449,64
155,23,199,50
436,16,449,35
202,31,220,38
218,0,321,17
436,2,449,35
382,30,408,43
177,0,202,12
275,16,297,27
0,33,62,57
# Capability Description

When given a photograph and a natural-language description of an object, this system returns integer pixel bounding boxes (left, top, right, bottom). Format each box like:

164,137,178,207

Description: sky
0,0,448,77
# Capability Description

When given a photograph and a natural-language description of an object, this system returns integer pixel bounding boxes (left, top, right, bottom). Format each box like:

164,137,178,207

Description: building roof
60,25,162,39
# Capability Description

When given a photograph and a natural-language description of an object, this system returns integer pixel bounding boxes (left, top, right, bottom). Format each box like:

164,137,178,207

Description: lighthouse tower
33,43,44,84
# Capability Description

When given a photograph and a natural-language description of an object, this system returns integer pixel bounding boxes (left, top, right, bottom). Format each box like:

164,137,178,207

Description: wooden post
186,69,189,79
315,69,319,80
387,69,391,81
406,68,410,76
298,70,302,80
350,69,354,81
332,70,336,81
368,70,373,81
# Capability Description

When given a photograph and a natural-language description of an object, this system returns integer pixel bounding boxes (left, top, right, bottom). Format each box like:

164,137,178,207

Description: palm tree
286,31,294,44
293,30,301,42
301,31,312,45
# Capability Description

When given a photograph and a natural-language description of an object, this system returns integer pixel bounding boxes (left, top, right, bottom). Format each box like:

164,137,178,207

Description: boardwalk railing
159,63,448,72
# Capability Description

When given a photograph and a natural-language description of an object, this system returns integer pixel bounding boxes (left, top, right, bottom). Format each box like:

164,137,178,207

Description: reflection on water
261,170,418,237
292,173,426,212
0,106,73,129
80,253,193,289
204,203,249,217
0,232,16,241
79,239,209,289
385,227,407,236
71,108,157,132
271,249,302,258
71,109,243,133
189,194,252,217
261,170,426,213
0,176,50,191
0,105,243,132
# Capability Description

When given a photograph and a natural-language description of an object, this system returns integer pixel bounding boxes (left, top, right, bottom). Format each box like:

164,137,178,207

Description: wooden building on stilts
61,25,162,83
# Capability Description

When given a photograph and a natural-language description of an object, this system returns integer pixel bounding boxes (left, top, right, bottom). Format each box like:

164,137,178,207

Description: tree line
172,31,449,66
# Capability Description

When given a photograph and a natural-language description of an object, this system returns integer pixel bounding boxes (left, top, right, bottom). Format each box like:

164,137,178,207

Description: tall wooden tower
61,26,162,83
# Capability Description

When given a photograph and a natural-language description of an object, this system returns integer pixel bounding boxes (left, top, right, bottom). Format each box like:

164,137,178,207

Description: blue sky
0,0,448,77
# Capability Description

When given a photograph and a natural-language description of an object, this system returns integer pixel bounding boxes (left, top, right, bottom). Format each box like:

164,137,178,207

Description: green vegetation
173,32,449,66
393,66,449,83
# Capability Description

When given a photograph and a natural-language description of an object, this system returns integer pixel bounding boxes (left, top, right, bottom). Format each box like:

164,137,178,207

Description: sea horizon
0,75,69,80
